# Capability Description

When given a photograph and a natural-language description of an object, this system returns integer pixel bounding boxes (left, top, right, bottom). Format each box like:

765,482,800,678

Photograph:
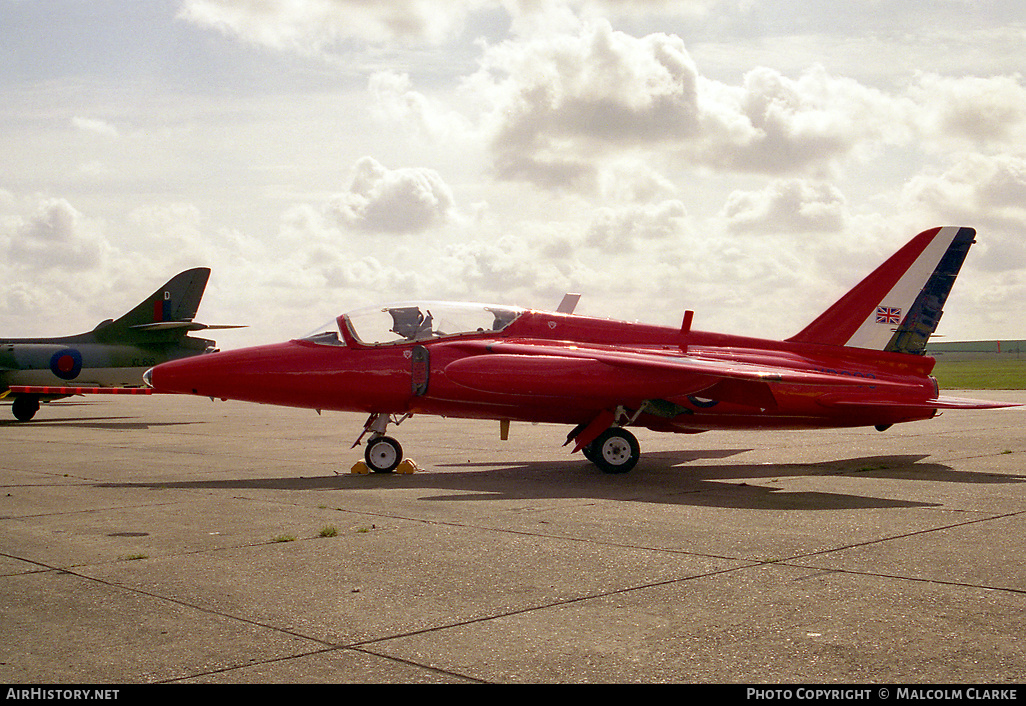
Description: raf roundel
50,349,83,381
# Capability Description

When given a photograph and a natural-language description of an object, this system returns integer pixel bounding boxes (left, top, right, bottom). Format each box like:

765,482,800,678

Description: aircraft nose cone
145,342,313,401
147,352,223,396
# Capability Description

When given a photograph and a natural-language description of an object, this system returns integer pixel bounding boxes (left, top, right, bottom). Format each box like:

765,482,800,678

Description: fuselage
1,336,211,392
146,305,942,433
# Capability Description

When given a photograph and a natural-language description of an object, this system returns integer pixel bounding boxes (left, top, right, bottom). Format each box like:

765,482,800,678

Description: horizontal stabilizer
817,394,1019,410
919,396,1019,410
93,267,216,343
131,322,246,332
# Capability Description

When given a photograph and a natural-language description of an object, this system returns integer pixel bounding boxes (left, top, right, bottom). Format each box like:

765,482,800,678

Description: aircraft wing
453,340,909,389
440,339,918,412
444,341,1022,415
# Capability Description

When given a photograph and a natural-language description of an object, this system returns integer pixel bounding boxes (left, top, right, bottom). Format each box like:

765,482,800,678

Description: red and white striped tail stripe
8,386,154,395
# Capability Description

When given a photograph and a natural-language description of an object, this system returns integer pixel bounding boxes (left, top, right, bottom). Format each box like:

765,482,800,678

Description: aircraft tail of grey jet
2,267,242,421
89,267,218,344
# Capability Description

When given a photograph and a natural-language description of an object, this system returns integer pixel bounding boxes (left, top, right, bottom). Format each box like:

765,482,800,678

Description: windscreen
298,317,347,346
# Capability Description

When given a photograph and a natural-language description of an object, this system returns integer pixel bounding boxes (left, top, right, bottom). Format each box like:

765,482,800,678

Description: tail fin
788,227,976,354
91,268,213,343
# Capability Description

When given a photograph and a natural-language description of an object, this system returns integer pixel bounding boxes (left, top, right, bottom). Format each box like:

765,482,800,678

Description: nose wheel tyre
365,435,403,473
587,427,640,474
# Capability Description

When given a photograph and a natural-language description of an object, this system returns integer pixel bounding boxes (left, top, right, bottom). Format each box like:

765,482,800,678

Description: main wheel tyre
365,436,403,473
589,427,640,474
581,443,600,465
12,396,39,422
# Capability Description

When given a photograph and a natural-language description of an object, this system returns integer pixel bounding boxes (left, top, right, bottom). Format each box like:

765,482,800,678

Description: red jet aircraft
145,226,1015,474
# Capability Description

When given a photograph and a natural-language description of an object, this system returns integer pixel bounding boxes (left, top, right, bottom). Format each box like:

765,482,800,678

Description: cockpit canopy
300,302,524,346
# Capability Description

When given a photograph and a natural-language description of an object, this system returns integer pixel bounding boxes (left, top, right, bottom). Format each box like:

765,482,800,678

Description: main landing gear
581,427,641,474
352,412,642,475
566,407,643,474
11,395,40,422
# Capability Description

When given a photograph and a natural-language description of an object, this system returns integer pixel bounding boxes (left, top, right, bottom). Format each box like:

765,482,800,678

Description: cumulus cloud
721,178,848,234
2,197,106,271
178,0,488,50
897,153,1026,276
178,0,721,54
911,72,1026,147
470,19,916,191
473,18,701,189
179,2,1025,199
437,235,563,297
596,159,679,203
585,200,688,251
71,116,119,138
693,65,912,175
326,156,458,233
887,152,1026,334
369,71,473,142
0,195,119,335
901,153,1026,232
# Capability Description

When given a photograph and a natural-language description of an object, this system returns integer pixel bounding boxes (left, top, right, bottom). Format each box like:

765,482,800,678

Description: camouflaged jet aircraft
1,268,239,421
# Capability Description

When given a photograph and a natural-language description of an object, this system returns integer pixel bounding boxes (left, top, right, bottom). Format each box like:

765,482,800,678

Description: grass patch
319,525,338,538
931,359,1026,390
272,534,296,543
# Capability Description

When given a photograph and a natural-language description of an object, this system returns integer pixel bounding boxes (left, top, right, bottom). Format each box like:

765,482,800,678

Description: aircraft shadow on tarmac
0,416,201,431
95,448,1025,512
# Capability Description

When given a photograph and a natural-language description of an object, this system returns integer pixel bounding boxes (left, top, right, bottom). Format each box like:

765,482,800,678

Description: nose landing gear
351,412,417,474
364,435,403,473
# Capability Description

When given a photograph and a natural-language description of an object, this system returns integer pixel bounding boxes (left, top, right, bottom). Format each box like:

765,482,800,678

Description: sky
2,0,1024,348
